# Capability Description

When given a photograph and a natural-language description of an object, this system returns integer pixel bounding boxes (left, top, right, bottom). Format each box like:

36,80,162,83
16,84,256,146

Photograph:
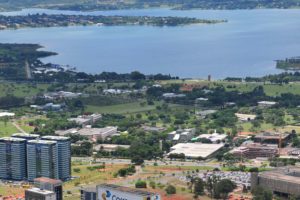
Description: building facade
42,136,71,180
0,137,26,180
80,188,97,200
251,167,300,197
27,140,59,181
34,177,63,200
25,187,56,200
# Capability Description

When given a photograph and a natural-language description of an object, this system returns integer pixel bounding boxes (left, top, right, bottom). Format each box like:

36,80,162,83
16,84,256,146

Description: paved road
72,157,221,168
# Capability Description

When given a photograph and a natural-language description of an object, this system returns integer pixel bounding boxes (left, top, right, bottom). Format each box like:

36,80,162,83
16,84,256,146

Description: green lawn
0,121,19,137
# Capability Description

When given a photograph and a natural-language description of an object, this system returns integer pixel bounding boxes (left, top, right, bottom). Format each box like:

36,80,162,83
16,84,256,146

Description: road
25,60,32,79
72,157,221,168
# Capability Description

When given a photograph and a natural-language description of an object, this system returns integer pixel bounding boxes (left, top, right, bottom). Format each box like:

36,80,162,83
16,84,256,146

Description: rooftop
42,136,70,141
255,132,291,139
26,187,55,195
0,137,26,142
0,112,15,117
28,140,57,145
77,126,117,136
259,167,300,185
34,177,62,185
12,133,39,138
169,143,224,158
97,184,159,197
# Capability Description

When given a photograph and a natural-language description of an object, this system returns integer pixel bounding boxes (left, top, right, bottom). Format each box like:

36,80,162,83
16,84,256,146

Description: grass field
0,121,19,137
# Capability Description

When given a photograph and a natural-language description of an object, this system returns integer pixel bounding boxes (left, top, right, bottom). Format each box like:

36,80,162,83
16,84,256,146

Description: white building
235,113,257,121
68,113,102,126
258,101,277,108
168,143,224,159
25,187,56,200
195,132,227,143
167,128,195,143
77,126,118,142
0,112,15,117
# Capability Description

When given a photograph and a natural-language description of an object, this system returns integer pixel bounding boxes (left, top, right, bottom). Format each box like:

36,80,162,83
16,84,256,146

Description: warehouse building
168,143,224,159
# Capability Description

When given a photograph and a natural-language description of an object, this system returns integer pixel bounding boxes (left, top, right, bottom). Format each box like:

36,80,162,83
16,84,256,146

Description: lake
1,8,300,78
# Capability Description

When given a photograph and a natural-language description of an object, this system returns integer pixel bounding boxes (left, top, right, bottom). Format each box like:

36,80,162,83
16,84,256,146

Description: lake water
1,8,300,78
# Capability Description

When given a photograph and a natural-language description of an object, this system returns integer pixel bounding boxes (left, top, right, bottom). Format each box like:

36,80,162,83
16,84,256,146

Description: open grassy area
0,121,19,137
63,162,127,199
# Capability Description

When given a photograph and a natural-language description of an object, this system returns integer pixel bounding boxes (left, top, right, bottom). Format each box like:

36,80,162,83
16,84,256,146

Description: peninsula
276,57,300,71
0,14,226,30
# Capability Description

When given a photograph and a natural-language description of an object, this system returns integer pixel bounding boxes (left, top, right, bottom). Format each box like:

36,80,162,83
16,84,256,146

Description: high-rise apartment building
27,140,59,181
42,136,71,180
0,137,26,180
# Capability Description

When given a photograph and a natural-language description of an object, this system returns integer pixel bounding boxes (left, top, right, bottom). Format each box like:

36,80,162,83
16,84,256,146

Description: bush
135,180,147,188
73,168,81,173
165,185,176,195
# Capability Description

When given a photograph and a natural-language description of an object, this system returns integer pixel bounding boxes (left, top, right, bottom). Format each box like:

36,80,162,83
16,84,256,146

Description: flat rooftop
28,140,57,145
169,143,224,158
26,187,55,195
34,177,62,185
0,137,26,142
12,133,40,138
255,132,291,139
97,184,159,197
42,136,70,141
78,126,117,136
259,167,300,185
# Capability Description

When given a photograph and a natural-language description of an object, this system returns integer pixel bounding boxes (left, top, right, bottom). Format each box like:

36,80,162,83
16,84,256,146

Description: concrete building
25,187,56,200
257,101,277,108
254,132,295,146
195,110,217,119
168,143,224,159
97,184,161,200
167,128,195,143
0,112,15,117
251,167,300,197
80,187,97,200
12,133,40,141
0,137,26,180
77,126,118,142
27,140,59,181
68,113,102,126
231,143,278,159
162,93,186,98
34,177,63,200
194,132,227,143
42,136,71,181
235,113,257,121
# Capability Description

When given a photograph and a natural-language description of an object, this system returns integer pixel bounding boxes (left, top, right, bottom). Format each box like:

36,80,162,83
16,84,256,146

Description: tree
206,175,219,199
135,180,147,188
252,186,273,200
214,179,236,200
165,185,176,195
193,177,205,196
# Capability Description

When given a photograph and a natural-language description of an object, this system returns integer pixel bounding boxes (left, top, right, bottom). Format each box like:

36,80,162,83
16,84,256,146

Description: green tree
214,179,236,200
135,180,147,188
165,185,176,195
252,186,273,200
